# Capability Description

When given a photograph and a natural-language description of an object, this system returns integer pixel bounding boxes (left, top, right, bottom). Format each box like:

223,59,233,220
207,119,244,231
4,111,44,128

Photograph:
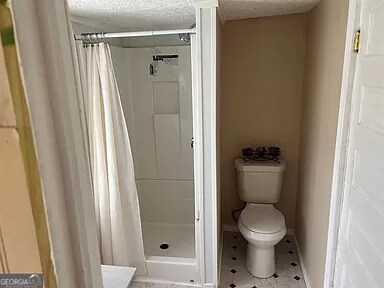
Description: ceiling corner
217,2,226,25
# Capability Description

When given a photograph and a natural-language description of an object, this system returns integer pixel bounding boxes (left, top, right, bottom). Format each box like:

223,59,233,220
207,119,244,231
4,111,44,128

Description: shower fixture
74,26,196,44
178,24,196,43
178,33,191,43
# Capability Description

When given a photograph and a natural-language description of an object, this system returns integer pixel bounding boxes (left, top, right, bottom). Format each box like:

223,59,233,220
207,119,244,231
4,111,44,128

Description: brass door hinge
354,29,361,53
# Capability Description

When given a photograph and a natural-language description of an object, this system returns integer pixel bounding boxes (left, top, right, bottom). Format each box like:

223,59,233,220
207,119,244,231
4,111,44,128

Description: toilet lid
240,204,285,234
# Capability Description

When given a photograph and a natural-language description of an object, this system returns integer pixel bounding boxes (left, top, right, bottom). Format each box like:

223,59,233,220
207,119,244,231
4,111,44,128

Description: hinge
353,29,360,53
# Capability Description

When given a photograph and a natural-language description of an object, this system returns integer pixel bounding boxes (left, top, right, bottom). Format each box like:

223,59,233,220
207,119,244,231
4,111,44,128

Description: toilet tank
235,159,286,203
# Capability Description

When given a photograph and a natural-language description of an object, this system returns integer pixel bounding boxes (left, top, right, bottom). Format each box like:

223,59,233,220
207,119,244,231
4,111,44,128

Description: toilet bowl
238,203,286,278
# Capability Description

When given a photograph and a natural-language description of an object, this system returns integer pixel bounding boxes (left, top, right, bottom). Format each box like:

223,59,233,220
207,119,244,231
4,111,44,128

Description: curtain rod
74,28,196,41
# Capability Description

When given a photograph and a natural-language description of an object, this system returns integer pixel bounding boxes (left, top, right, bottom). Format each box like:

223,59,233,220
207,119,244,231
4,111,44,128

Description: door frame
194,2,219,287
11,0,219,287
323,0,361,287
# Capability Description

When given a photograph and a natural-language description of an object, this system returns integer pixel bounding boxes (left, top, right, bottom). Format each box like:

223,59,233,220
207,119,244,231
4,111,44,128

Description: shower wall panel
111,46,194,226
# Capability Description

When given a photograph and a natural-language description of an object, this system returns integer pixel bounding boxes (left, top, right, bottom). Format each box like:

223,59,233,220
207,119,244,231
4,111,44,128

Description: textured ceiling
219,0,318,21
68,0,319,30
68,0,196,31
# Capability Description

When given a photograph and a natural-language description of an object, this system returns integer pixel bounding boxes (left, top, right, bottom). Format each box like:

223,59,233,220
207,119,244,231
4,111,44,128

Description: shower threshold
102,265,136,288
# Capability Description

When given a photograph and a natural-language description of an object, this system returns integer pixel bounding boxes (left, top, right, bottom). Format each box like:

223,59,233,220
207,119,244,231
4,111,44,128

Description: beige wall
295,0,349,287
220,14,307,229
0,32,41,273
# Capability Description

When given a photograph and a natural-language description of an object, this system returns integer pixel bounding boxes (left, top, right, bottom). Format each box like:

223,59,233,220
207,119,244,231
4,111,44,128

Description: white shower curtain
77,43,146,272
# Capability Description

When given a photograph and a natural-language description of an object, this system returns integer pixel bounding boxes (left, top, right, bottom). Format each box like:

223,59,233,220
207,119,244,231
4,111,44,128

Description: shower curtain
76,43,146,272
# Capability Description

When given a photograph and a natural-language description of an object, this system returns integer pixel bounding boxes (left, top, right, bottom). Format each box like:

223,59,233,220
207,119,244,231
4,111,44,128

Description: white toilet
235,158,286,278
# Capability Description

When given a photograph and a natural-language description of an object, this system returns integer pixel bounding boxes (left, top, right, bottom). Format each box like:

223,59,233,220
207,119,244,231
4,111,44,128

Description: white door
334,0,384,287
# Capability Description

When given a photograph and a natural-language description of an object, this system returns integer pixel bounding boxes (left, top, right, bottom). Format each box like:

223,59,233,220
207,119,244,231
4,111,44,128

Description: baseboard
223,224,239,232
293,233,311,288
218,228,224,283
223,225,294,236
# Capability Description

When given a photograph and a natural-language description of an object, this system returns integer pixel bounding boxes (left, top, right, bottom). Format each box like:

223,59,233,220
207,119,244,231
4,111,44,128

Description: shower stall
11,0,218,286
73,26,204,283
110,37,197,282
115,45,195,257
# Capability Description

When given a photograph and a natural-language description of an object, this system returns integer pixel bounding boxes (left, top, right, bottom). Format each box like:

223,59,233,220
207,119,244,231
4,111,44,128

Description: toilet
235,158,286,278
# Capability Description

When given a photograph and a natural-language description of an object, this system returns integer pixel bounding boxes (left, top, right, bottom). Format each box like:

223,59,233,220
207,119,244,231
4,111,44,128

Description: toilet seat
240,204,285,234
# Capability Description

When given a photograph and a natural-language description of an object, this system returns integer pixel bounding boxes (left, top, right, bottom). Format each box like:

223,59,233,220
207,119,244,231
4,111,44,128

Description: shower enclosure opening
110,36,196,261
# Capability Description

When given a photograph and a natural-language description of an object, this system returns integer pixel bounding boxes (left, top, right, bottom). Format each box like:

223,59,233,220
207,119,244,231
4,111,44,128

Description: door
334,0,384,287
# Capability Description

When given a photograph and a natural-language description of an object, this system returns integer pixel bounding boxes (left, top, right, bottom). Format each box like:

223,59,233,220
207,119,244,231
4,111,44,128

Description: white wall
110,46,195,226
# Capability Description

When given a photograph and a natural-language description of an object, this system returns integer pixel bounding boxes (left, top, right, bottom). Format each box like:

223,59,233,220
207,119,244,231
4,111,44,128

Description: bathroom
10,0,379,287
68,0,349,287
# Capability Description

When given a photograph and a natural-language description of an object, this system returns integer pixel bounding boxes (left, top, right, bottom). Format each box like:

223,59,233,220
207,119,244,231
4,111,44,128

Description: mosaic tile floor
220,232,306,288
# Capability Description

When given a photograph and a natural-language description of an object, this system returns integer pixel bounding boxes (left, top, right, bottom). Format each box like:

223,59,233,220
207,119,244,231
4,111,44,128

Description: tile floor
220,232,306,288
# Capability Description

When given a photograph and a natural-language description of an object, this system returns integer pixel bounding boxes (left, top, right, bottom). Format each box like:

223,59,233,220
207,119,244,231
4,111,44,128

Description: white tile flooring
142,222,195,258
220,232,306,288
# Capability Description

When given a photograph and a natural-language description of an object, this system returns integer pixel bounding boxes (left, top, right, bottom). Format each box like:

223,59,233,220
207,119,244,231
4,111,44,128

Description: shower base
142,222,195,258
139,222,198,283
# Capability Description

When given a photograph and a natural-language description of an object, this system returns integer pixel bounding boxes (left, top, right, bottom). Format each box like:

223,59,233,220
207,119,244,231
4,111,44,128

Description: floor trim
218,228,224,285
223,224,239,232
293,233,311,288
